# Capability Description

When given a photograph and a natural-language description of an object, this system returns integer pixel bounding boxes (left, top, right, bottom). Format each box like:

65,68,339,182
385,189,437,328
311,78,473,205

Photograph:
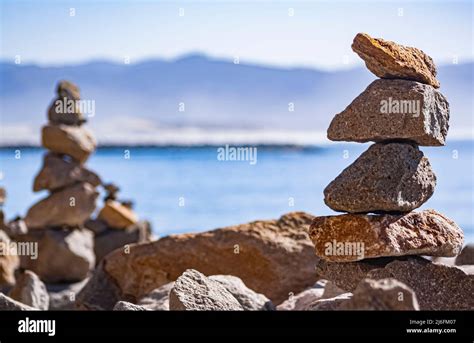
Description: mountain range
1,55,472,145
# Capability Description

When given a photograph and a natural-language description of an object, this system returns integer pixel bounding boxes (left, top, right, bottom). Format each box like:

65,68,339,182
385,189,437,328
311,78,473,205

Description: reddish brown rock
25,182,98,229
76,212,319,309
42,124,96,164
352,33,440,88
324,143,436,213
309,210,463,262
97,200,139,229
33,153,101,192
338,278,419,310
327,80,449,146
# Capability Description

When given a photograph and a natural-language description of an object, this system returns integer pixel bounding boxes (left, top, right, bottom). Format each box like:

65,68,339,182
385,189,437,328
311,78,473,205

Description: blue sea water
1,141,473,243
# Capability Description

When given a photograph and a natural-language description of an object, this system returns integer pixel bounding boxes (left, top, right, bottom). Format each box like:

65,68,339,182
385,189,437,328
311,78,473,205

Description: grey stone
324,143,436,213
18,228,95,283
209,275,274,310
307,293,353,310
0,292,37,310
277,286,324,311
338,278,419,310
137,282,174,311
328,79,449,146
169,269,244,311
33,153,101,192
113,301,147,311
8,270,49,310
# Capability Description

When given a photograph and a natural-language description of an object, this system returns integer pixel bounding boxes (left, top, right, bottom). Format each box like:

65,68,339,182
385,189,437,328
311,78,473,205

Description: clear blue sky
1,0,472,70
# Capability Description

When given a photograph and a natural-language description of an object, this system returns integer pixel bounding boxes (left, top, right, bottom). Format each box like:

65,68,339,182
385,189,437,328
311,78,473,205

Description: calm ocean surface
1,141,473,242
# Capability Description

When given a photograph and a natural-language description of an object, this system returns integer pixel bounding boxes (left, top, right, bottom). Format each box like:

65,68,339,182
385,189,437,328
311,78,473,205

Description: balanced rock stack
18,81,100,283
308,34,472,310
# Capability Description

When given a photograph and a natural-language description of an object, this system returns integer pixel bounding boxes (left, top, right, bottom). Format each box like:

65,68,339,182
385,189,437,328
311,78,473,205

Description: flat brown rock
352,33,440,88
76,212,319,309
309,210,463,262
33,153,101,192
324,143,436,213
316,256,474,310
327,79,449,146
97,200,139,229
42,124,96,164
25,182,98,229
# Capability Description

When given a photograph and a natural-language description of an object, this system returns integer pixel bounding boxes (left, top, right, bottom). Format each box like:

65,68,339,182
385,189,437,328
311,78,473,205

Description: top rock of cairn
352,33,440,88
328,33,448,147
48,80,86,126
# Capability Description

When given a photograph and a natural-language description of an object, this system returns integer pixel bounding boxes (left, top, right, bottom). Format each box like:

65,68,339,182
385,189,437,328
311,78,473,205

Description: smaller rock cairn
309,33,464,263
6,81,149,292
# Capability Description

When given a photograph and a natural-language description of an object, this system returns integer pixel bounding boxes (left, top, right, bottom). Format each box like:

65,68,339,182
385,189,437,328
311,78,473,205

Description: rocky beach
0,33,472,312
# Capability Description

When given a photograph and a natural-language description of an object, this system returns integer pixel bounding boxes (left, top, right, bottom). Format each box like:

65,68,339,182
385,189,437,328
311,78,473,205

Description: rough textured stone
455,243,474,265
76,212,318,309
47,279,89,310
316,256,473,310
324,143,436,213
113,301,147,311
277,285,324,311
0,230,19,287
310,210,463,262
367,257,474,310
97,200,139,229
338,278,419,310
42,124,96,164
94,220,151,263
315,257,396,291
137,282,174,311
169,269,244,311
352,33,440,88
209,275,274,311
310,210,464,262
33,153,101,192
18,228,95,283
76,262,122,310
25,182,98,229
307,293,353,311
0,292,37,310
327,79,449,146
8,270,49,310
322,281,346,299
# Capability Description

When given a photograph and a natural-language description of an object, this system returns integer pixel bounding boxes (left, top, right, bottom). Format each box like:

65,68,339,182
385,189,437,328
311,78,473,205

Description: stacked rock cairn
0,81,150,309
309,34,464,270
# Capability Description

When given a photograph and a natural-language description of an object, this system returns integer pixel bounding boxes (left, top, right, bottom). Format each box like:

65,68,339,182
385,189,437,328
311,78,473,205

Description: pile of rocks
0,81,151,310
308,33,472,310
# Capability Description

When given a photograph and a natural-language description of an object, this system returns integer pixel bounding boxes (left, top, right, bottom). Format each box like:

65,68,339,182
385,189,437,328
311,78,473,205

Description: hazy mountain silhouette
1,54,472,145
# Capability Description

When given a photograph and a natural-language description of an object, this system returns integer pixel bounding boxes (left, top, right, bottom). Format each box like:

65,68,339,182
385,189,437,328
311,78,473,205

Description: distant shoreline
0,139,472,150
